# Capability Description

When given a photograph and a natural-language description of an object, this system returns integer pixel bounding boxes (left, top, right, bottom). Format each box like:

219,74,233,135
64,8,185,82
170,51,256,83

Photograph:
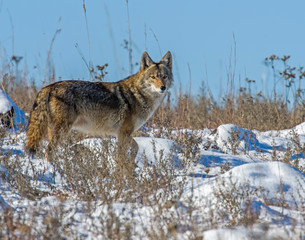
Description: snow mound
212,124,259,154
0,88,26,130
293,122,305,135
135,137,178,167
221,161,305,206
0,89,11,114
203,225,290,240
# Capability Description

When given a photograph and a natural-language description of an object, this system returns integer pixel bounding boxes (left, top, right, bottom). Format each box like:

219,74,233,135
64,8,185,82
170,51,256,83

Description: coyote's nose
160,86,166,91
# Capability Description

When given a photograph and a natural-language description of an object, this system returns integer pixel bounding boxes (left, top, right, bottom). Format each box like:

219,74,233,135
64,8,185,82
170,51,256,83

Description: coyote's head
139,51,173,95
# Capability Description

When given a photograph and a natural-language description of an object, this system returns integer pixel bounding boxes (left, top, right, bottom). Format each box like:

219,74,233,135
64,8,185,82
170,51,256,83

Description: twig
44,23,61,84
187,62,192,98
104,3,122,77
75,43,92,77
150,28,162,57
7,10,14,55
126,0,133,74
0,0,3,15
83,0,92,80
144,24,147,51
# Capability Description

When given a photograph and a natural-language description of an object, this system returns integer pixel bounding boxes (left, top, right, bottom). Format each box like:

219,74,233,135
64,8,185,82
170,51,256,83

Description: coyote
26,51,173,160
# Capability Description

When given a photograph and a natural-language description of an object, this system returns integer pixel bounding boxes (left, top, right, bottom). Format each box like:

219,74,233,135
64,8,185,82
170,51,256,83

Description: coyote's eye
163,74,168,79
150,75,156,79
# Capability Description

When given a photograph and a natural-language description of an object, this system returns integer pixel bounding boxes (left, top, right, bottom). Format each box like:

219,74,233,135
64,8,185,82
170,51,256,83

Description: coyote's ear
160,51,172,70
140,52,154,71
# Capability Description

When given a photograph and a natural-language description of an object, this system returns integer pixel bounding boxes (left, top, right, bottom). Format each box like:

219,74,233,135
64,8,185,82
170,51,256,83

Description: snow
0,89,26,130
1,122,305,239
213,124,260,153
0,89,11,114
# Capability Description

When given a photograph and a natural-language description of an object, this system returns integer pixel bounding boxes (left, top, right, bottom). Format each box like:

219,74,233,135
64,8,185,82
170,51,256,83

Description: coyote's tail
26,89,49,154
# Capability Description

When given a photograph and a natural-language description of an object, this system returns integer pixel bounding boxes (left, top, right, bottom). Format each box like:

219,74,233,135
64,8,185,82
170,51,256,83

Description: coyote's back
26,51,173,159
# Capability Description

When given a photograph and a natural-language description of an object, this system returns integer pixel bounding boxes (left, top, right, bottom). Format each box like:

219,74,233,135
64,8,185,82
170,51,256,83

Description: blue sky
1,0,305,98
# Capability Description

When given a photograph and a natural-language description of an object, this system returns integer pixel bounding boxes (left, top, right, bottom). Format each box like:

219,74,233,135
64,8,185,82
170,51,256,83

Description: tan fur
26,51,173,160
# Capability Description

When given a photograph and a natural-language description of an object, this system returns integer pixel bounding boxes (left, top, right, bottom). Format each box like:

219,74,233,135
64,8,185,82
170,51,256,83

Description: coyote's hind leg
45,116,76,162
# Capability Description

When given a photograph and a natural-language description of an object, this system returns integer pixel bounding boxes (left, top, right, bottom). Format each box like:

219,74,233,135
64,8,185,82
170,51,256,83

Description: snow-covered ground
0,122,305,239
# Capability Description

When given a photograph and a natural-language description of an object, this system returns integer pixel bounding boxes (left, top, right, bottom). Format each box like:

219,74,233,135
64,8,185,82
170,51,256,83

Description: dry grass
150,88,305,132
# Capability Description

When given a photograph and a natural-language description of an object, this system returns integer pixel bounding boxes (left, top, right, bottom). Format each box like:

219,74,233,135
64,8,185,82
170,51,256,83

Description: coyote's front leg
117,121,139,181
118,133,138,163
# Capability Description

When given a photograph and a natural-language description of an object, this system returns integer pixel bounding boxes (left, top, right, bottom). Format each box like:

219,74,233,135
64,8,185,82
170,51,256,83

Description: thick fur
26,51,173,159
